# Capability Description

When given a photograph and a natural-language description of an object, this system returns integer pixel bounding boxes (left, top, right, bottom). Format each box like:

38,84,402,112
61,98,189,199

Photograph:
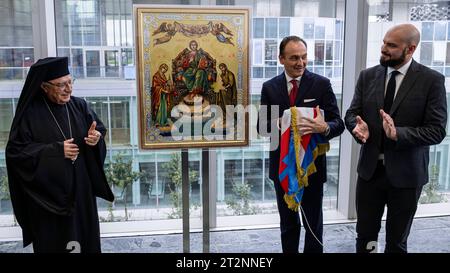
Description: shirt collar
285,72,302,84
387,58,413,76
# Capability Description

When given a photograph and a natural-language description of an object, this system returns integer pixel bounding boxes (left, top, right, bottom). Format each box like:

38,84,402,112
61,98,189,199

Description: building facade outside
0,0,449,238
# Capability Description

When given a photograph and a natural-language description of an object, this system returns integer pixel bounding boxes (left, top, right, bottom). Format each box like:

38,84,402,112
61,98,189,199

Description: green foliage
105,153,145,221
0,173,18,225
420,165,446,204
163,153,199,219
0,173,11,217
225,180,259,216
0,174,9,201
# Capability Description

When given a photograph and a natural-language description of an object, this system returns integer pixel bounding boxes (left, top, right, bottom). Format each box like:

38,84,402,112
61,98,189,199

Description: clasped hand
297,106,328,136
64,138,79,161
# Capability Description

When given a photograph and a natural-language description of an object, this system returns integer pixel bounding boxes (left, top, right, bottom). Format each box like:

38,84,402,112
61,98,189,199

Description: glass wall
0,0,34,81
367,0,450,208
0,99,14,150
0,0,33,224
55,0,133,79
0,0,345,233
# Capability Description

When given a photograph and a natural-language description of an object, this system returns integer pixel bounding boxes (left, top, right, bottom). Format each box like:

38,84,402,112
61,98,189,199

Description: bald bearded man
345,24,447,253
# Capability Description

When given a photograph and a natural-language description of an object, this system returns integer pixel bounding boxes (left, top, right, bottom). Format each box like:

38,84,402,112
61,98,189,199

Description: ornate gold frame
135,6,250,149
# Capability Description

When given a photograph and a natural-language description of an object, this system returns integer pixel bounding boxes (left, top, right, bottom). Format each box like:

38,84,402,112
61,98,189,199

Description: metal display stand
181,149,190,253
202,148,210,253
181,148,211,253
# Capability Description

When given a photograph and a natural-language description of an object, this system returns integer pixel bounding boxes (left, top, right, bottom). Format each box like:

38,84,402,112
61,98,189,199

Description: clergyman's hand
85,121,101,146
352,116,370,143
64,138,79,161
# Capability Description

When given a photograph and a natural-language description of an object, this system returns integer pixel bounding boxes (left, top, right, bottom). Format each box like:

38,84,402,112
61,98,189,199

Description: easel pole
181,149,189,253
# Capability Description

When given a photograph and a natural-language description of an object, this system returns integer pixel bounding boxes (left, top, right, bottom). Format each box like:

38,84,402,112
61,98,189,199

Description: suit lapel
295,69,314,106
375,66,387,111
390,60,421,115
276,73,290,108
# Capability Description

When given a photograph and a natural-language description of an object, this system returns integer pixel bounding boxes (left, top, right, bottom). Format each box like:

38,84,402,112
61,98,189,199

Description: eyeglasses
46,78,76,89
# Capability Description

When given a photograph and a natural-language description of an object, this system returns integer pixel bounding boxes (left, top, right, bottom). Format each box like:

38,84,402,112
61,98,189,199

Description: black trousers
355,161,422,253
273,176,324,253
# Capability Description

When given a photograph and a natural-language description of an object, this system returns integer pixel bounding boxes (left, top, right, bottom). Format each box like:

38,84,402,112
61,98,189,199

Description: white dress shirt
385,58,413,99
285,72,302,96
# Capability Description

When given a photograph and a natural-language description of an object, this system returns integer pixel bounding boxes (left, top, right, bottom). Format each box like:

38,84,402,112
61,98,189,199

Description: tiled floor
1,216,449,253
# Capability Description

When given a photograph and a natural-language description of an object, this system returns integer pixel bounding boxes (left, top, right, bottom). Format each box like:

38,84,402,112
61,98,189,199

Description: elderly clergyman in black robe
5,57,114,253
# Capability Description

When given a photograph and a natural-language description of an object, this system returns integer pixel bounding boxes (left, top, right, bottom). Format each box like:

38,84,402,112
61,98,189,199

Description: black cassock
6,94,114,253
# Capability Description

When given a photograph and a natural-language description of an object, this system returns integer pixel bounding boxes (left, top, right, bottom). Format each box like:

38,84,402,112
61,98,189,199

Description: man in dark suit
257,36,344,253
345,24,447,253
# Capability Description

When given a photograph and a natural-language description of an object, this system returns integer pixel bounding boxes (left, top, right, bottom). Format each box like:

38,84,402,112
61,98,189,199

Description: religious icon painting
135,6,250,149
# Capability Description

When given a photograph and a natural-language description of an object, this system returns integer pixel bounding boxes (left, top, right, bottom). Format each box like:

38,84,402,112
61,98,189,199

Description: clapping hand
380,110,397,141
352,115,370,143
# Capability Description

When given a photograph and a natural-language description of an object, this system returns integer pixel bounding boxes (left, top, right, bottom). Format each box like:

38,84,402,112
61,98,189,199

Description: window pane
253,18,264,39
121,49,133,66
315,25,325,39
265,40,278,66
86,97,109,144
224,158,242,201
435,22,446,41
278,66,284,75
86,50,100,77
71,48,84,79
334,41,342,65
433,42,445,66
139,162,157,207
70,9,83,46
244,158,263,201
448,22,450,40
314,66,324,76
279,18,290,38
265,18,278,38
0,99,13,149
335,20,343,40
55,0,133,80
304,20,314,39
334,67,342,78
420,42,433,66
105,50,119,77
422,22,434,41
326,41,334,60
264,67,277,79
253,40,263,65
110,97,130,146
447,43,450,66
0,48,33,80
315,41,325,65
0,0,33,47
325,67,333,78
252,67,263,78
263,158,275,201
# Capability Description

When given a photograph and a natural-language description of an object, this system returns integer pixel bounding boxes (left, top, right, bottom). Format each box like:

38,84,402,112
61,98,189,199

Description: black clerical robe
6,95,114,253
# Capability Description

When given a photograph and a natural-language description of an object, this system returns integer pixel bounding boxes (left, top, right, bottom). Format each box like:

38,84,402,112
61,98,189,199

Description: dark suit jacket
345,60,447,188
257,70,344,184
